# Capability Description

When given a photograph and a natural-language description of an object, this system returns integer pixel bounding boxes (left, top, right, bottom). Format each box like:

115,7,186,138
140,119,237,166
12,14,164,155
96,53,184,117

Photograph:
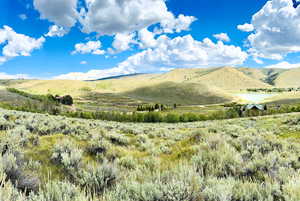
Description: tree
61,95,73,105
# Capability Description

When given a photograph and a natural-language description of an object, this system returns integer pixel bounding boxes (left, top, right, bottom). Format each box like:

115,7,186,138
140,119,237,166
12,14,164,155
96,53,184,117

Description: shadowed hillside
123,81,232,105
272,67,300,87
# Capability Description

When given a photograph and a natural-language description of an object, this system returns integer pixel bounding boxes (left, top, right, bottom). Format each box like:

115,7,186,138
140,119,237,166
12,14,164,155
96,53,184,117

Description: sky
1,0,300,80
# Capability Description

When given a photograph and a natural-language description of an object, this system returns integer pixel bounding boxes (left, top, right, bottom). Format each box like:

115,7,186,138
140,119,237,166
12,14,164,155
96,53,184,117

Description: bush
51,140,83,170
29,181,89,201
76,161,118,194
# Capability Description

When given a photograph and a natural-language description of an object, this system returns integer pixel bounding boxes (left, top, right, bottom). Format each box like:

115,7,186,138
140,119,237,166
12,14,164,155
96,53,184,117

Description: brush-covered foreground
1,108,300,201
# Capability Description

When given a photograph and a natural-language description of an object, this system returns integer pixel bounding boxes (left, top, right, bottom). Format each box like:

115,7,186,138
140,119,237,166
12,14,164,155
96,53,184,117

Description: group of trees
3,99,300,123
7,88,73,106
4,88,300,123
247,87,300,93
136,103,175,112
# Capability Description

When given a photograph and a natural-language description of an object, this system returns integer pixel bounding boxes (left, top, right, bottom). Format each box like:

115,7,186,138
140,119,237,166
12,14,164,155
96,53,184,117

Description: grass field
1,109,300,200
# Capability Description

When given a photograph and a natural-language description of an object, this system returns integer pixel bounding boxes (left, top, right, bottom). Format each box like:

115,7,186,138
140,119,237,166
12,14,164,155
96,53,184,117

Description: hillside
189,67,271,90
5,66,300,107
237,67,267,81
273,68,300,87
123,81,232,105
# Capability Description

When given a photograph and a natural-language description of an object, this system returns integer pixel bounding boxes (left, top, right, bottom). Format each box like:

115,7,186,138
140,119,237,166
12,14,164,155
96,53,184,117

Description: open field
1,109,300,200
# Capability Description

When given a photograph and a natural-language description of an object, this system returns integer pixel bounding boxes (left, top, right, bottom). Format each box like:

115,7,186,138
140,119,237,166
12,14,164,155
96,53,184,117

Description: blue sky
1,0,300,80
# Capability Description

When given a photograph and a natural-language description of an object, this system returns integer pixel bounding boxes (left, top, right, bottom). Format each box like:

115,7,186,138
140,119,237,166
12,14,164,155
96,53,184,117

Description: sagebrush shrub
76,161,118,194
51,140,83,170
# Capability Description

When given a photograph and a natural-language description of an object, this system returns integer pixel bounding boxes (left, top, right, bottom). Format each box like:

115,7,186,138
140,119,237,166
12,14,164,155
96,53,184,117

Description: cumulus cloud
72,40,105,55
80,61,87,65
159,14,197,34
33,0,196,36
0,72,29,79
33,0,78,28
45,25,68,37
138,28,157,49
265,61,300,69
116,35,247,71
246,0,300,61
0,26,45,64
111,33,136,53
213,33,230,42
55,34,247,80
237,23,254,32
80,0,173,35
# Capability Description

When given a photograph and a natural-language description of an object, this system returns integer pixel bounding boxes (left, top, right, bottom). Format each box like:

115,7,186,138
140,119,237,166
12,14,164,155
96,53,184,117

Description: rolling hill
272,68,300,87
186,67,271,90
3,66,300,106
123,81,232,105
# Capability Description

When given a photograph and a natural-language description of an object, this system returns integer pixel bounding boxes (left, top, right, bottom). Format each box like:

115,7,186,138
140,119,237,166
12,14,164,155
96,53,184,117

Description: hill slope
123,81,232,105
273,68,300,87
189,67,271,90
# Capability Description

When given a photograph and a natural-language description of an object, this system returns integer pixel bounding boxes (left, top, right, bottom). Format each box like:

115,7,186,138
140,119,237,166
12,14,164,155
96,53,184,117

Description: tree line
247,87,300,93
2,99,300,123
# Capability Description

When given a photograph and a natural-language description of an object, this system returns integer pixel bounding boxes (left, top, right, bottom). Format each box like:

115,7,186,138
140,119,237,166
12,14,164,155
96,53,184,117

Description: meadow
1,108,300,200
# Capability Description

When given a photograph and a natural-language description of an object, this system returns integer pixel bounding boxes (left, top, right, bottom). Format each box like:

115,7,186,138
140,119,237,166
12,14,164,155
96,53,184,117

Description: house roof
243,104,265,111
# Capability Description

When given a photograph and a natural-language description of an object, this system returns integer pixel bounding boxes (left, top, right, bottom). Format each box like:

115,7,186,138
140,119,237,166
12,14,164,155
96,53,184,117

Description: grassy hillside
191,67,271,90
4,66,300,108
273,67,300,87
237,67,267,81
124,81,232,105
1,109,300,200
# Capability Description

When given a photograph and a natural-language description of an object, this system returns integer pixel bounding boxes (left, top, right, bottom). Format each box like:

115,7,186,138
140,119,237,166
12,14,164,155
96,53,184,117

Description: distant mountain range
3,66,300,105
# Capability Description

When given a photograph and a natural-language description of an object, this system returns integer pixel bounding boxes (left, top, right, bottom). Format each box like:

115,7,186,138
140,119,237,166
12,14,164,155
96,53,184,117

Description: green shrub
76,162,118,194
51,140,83,170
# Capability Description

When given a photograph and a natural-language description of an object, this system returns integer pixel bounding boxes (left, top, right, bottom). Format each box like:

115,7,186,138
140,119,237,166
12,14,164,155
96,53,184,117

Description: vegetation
247,87,300,93
136,103,174,112
1,108,300,200
7,88,73,106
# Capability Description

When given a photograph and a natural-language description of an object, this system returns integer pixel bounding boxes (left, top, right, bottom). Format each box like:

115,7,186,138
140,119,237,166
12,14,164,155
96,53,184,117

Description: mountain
184,67,271,90
237,67,267,81
272,67,300,87
4,66,300,106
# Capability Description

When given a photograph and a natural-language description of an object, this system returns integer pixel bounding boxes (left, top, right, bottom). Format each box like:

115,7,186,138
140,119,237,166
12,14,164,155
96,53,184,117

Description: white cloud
80,61,87,65
265,61,300,69
159,67,174,72
159,14,197,34
246,0,300,61
33,0,78,28
55,34,247,80
213,33,230,42
45,25,68,37
19,14,27,21
111,33,136,53
0,26,45,64
53,66,134,80
32,0,197,41
0,72,29,79
72,40,105,55
80,0,173,35
115,35,247,71
237,23,254,32
138,28,157,49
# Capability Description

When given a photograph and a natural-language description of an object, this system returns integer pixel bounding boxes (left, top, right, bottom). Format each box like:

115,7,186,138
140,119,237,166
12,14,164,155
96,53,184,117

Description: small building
241,104,267,116
241,104,266,112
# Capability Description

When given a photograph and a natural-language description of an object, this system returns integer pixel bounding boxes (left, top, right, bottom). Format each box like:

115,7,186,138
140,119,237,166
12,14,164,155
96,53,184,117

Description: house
240,104,267,116
241,104,266,112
